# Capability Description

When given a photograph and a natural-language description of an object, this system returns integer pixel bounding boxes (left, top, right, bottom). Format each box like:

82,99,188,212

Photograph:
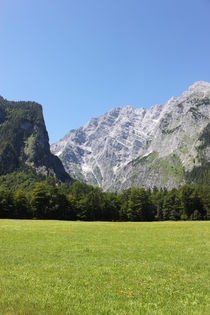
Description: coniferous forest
0,173,209,221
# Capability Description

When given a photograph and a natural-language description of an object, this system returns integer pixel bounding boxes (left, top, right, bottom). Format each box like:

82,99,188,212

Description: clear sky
0,0,210,143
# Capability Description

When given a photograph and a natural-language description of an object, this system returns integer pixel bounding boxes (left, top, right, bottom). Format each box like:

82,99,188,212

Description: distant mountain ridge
0,96,70,182
51,81,210,191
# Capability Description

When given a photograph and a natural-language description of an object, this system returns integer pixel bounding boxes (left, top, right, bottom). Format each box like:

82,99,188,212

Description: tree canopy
0,176,209,221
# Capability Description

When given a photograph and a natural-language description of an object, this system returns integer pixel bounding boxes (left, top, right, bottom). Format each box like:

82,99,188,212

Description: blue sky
0,0,210,143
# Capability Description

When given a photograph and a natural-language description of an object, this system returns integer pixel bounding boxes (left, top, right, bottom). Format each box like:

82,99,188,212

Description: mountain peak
188,80,210,92
51,82,210,191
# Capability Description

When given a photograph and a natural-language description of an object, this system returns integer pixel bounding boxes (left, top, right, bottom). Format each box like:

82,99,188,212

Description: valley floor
0,220,210,314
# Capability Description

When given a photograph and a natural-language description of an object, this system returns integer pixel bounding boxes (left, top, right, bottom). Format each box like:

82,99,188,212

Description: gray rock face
51,81,210,191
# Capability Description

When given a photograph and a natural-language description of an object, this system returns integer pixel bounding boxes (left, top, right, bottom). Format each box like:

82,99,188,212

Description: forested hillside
0,96,70,181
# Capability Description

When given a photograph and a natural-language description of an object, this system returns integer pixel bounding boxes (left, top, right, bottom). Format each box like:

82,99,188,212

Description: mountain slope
51,81,210,191
0,96,70,182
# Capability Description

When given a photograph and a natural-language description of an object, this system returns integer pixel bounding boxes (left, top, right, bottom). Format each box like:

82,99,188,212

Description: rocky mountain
0,96,70,182
51,81,210,191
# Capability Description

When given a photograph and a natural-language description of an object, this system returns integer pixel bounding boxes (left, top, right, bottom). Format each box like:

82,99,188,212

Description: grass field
0,220,210,315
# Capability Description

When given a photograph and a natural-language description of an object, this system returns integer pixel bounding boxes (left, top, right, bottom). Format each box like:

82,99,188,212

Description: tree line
0,178,209,221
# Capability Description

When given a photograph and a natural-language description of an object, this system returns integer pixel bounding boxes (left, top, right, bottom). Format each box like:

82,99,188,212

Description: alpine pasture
0,220,210,314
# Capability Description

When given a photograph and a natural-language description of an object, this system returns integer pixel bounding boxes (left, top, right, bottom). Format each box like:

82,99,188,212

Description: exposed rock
51,81,210,191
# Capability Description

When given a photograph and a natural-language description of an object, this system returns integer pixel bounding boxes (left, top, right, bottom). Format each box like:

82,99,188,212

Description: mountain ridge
51,81,210,191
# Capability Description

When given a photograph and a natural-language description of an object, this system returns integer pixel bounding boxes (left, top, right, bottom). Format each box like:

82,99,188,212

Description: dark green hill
0,96,70,182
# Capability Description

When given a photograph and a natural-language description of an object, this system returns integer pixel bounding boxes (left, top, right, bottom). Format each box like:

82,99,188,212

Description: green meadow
0,220,210,314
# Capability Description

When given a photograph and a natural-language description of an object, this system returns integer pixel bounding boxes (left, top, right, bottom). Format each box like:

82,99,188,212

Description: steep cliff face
112,81,210,191
51,105,163,188
51,81,210,191
0,96,70,182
